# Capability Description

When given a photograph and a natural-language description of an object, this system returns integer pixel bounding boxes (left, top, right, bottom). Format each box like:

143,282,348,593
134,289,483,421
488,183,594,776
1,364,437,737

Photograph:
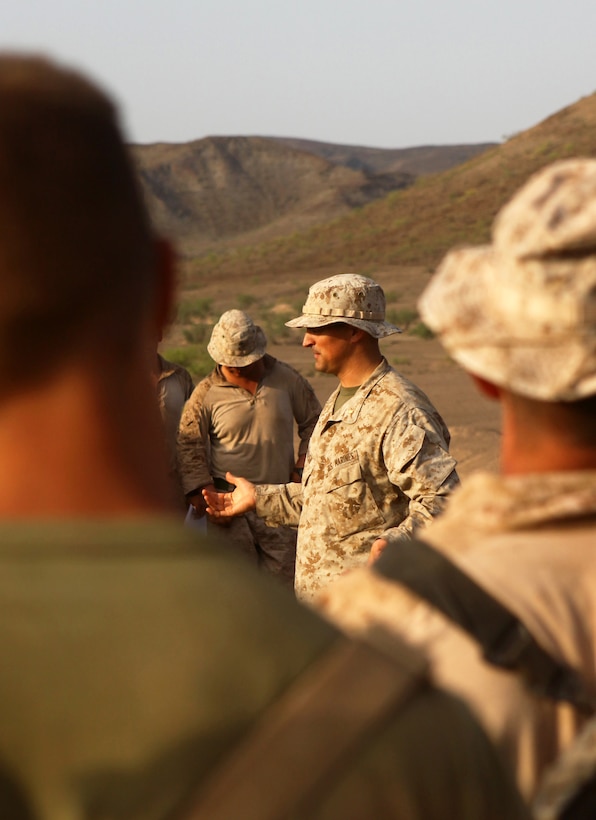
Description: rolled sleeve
176,382,214,495
255,482,304,529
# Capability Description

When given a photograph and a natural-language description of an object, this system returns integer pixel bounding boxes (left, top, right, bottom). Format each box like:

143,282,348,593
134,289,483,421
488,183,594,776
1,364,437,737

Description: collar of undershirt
333,384,361,414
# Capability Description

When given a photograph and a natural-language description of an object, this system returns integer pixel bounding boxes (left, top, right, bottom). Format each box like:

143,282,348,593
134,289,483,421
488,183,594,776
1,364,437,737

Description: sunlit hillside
183,91,596,284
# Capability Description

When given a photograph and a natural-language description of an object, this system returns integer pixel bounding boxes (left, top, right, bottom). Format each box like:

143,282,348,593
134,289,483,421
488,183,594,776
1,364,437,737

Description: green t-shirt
333,384,361,414
0,519,332,818
0,519,529,820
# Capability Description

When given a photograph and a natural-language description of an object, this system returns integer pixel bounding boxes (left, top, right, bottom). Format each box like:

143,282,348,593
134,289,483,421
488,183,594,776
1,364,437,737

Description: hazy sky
3,0,595,148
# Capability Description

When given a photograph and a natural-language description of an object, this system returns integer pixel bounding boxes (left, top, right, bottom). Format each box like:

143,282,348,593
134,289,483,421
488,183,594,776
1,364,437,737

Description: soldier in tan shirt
178,310,321,585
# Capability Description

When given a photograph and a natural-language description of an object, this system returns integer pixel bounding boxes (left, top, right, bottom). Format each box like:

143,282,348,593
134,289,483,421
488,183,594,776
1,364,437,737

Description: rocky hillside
132,135,495,256
186,91,596,279
133,136,414,254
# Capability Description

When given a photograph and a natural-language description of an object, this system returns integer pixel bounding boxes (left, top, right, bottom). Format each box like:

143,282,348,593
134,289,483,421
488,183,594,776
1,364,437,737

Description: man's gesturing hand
202,472,257,518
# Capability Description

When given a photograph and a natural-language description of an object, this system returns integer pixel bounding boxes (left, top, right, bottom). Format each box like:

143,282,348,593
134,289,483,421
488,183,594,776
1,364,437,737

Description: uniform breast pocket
325,459,385,539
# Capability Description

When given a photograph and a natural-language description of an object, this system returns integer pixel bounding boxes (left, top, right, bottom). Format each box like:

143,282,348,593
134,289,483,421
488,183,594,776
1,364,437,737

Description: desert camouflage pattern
317,469,596,798
209,510,297,589
285,273,401,338
317,470,596,628
419,158,596,401
207,309,267,367
256,358,458,601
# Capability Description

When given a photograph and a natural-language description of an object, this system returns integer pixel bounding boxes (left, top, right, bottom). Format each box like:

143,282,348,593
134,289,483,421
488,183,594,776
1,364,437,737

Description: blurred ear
470,374,502,401
152,237,176,341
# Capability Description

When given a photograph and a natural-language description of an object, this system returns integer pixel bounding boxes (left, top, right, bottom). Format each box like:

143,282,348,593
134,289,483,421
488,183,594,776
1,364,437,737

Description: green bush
237,293,258,309
384,290,401,303
161,345,213,382
261,312,293,343
176,297,212,324
386,307,418,329
182,324,213,345
408,322,435,340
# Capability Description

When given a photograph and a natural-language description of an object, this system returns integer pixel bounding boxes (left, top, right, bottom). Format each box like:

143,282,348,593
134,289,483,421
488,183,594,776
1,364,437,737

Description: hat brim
285,314,401,339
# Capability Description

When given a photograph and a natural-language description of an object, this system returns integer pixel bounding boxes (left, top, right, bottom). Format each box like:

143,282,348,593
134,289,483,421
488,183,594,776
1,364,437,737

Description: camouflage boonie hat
207,309,267,367
285,274,401,339
419,158,596,401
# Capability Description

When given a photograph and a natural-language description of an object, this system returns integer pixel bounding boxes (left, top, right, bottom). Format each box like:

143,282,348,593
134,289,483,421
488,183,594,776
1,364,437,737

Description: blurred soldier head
0,54,170,393
0,54,176,515
420,159,596,402
419,158,596,458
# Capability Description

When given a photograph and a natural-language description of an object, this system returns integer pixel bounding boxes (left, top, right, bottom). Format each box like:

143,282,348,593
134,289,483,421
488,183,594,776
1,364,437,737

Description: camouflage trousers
208,512,296,589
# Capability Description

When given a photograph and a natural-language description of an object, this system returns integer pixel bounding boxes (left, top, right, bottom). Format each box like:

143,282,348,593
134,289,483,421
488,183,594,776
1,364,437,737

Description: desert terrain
153,90,596,479
163,263,501,480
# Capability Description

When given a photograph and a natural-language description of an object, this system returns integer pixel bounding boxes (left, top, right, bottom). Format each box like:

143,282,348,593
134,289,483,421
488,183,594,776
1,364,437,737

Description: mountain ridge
183,92,596,280
132,135,492,254
265,136,497,175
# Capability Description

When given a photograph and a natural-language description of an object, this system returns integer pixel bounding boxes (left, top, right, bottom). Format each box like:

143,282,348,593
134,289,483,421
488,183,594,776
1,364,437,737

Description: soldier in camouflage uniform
316,159,596,800
204,274,459,600
177,310,321,585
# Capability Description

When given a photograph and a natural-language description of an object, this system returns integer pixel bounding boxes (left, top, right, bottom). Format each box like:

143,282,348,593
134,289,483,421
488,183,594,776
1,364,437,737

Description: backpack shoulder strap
374,538,596,715
182,638,428,820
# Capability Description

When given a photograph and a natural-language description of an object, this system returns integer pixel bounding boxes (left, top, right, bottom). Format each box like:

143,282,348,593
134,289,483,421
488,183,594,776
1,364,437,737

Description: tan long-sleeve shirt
177,354,321,494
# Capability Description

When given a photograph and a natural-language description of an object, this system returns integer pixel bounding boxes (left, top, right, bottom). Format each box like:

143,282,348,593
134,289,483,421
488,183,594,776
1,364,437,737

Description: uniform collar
323,358,391,425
